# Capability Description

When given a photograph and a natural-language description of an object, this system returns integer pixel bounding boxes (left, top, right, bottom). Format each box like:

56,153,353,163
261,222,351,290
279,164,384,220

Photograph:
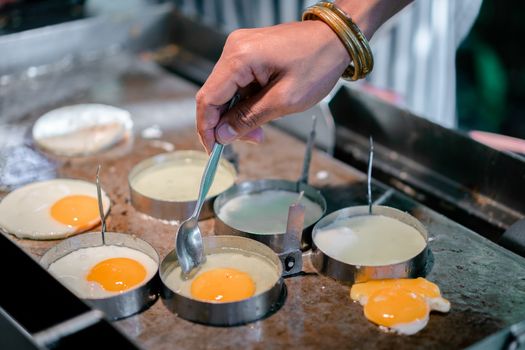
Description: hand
196,20,350,153
195,0,413,153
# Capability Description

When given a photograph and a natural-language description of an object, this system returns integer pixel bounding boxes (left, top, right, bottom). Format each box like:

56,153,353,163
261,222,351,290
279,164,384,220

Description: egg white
165,252,280,302
32,104,133,156
381,296,450,335
386,315,429,335
131,156,235,202
47,245,158,299
314,215,427,266
0,179,110,240
216,190,324,235
367,295,450,335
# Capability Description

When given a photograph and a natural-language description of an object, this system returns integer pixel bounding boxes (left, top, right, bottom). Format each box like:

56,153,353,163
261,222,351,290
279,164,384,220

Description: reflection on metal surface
33,310,104,348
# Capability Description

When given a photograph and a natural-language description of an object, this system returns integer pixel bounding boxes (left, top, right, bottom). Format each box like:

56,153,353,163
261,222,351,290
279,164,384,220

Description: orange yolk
363,287,429,327
86,257,147,292
50,195,99,231
350,278,451,334
191,268,256,302
351,277,441,304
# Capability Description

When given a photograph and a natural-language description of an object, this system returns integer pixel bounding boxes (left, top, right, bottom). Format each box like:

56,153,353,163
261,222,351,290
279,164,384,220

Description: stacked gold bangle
302,1,374,81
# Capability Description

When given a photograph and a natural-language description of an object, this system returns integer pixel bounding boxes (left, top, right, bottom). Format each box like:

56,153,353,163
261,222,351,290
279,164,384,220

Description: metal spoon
176,95,239,278
367,136,374,214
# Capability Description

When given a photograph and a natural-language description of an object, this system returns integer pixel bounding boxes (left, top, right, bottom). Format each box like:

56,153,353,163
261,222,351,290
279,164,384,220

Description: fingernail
216,124,238,143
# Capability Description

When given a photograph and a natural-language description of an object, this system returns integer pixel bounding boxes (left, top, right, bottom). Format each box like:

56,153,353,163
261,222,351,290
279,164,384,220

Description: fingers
196,68,260,152
196,77,240,153
198,87,265,152
239,127,264,144
196,30,273,152
214,84,284,144
196,21,346,152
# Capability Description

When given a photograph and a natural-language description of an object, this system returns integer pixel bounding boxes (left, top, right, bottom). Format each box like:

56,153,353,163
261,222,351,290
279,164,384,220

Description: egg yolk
351,277,441,304
363,287,429,327
191,268,256,302
350,277,451,334
50,195,99,230
86,257,147,292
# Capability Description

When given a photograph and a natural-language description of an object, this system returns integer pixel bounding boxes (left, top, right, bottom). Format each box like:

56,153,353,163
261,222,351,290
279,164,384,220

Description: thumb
214,89,281,144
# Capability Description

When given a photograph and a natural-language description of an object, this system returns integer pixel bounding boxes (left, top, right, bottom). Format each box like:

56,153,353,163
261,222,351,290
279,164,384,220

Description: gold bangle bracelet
302,2,374,80
303,6,362,80
316,1,374,78
320,2,374,75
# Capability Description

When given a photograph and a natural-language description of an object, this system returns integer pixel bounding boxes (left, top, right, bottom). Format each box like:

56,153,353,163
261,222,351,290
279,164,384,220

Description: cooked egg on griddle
165,252,279,303
0,179,110,240
350,277,451,335
32,104,133,157
216,190,324,235
130,155,235,202
48,245,158,299
313,214,427,266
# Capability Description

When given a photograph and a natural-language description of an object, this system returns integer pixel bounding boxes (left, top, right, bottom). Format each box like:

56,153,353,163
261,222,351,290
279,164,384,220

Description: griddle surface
1,53,524,349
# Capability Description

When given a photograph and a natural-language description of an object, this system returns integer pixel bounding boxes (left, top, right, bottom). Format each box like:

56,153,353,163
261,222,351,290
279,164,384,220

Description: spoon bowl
176,217,205,278
175,143,223,277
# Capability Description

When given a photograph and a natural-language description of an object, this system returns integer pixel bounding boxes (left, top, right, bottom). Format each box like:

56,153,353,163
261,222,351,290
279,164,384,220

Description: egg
0,179,110,240
131,156,235,202
48,245,158,299
313,214,427,266
32,104,133,156
350,278,451,335
217,190,324,234
165,252,280,303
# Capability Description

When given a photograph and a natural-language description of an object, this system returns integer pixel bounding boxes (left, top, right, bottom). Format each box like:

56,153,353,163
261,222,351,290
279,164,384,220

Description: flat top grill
1,51,524,349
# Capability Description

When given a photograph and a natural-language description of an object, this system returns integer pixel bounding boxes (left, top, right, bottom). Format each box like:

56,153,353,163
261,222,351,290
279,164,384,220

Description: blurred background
456,0,525,139
0,0,523,141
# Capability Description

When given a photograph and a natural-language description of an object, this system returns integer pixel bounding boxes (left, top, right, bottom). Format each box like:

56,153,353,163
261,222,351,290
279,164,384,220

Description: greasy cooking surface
1,53,525,349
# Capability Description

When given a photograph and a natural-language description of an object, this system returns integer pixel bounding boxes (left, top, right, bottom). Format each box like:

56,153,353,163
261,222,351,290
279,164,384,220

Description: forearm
335,0,413,39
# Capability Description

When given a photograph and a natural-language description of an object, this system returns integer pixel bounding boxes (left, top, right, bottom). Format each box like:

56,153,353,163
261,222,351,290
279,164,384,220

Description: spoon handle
191,93,240,219
192,143,224,219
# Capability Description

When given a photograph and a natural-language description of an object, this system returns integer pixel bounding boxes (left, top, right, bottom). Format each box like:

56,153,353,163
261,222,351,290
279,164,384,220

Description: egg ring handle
96,165,106,245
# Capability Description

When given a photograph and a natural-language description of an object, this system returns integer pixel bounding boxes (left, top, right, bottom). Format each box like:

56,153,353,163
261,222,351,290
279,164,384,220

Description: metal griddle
1,4,524,350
